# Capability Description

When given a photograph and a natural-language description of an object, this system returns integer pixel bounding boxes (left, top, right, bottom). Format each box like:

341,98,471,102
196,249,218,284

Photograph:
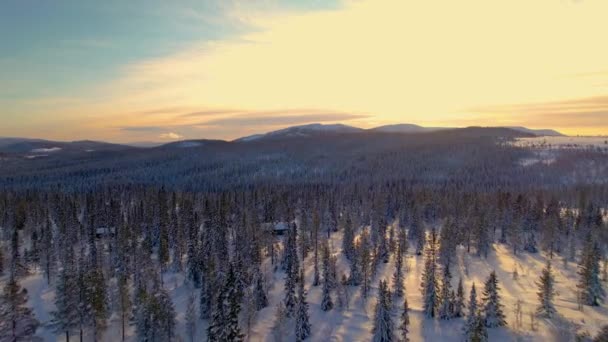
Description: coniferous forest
0,128,607,341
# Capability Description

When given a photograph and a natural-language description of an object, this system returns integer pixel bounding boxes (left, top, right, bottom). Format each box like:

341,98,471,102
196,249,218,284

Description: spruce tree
51,257,79,342
577,239,605,306
117,275,131,342
454,278,465,318
438,265,453,320
321,243,333,311
343,213,355,261
225,271,245,342
284,261,297,316
470,310,489,342
372,280,394,342
481,271,506,327
463,283,478,341
420,228,439,318
393,243,404,298
398,298,410,342
536,261,557,317
0,276,39,342
295,269,311,341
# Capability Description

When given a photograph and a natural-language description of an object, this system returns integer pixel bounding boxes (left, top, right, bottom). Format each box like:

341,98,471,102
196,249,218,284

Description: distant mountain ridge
234,123,562,142
1,124,563,155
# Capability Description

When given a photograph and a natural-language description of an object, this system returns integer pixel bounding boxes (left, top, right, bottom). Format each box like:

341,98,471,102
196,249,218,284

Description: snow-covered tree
208,263,244,342
536,261,557,317
463,283,479,341
0,276,39,342
438,265,453,320
481,271,506,327
295,269,311,341
372,280,394,342
321,243,334,311
51,257,79,341
577,239,605,306
454,278,465,318
420,228,439,318
117,275,131,342
398,298,410,342
393,243,404,298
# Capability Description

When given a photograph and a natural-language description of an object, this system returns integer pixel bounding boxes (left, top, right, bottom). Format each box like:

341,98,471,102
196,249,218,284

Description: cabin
95,227,116,238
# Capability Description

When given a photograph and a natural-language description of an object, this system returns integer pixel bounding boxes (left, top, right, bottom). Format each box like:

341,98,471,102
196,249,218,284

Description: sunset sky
2,0,608,142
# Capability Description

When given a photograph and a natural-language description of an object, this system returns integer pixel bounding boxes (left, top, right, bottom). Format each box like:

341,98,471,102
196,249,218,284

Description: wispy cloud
180,109,242,118
159,132,183,140
120,126,165,132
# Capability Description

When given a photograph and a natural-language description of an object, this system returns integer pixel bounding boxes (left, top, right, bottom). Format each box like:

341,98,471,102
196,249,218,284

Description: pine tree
536,261,557,317
321,271,333,312
155,286,176,341
321,243,333,311
420,228,439,318
481,271,507,327
132,287,152,342
284,262,297,316
470,310,489,342
577,239,605,306
51,257,79,342
117,275,131,342
85,266,109,340
348,241,362,286
284,223,300,317
463,283,478,341
438,265,453,320
454,278,465,318
372,280,394,342
398,298,410,342
225,278,245,342
295,269,311,341
208,263,244,342
360,229,372,298
0,276,39,342
185,292,197,342
393,243,404,298
343,213,355,261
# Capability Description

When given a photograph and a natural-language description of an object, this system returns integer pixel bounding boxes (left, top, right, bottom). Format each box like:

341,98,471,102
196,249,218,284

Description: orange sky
2,0,608,142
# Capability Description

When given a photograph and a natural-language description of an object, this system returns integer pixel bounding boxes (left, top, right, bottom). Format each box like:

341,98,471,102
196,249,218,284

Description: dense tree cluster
0,130,606,340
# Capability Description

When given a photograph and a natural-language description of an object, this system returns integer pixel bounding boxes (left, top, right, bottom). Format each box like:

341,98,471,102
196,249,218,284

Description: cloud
468,95,608,128
6,0,608,140
159,132,183,140
120,126,165,132
180,109,242,118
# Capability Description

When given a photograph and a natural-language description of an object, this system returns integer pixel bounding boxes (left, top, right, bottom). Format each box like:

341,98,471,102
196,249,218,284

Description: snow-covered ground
17,223,608,341
514,136,608,150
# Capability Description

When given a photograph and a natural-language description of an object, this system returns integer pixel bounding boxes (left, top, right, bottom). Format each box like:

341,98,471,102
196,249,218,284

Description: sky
1,0,608,143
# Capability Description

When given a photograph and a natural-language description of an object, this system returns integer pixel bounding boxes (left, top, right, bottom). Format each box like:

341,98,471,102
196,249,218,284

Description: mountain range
0,123,562,157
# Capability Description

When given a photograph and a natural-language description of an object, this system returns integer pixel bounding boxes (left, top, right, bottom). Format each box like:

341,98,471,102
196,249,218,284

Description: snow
15,221,608,341
31,147,62,153
514,136,608,151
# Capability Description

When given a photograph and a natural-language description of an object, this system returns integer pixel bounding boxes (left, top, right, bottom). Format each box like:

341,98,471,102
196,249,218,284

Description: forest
0,127,607,341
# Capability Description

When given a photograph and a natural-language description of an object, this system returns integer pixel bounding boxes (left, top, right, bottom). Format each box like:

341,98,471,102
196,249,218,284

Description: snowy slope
18,219,607,341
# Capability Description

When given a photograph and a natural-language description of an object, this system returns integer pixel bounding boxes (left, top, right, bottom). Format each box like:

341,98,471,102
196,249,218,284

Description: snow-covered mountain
234,123,364,142
505,126,564,137
234,123,562,142
369,124,450,134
